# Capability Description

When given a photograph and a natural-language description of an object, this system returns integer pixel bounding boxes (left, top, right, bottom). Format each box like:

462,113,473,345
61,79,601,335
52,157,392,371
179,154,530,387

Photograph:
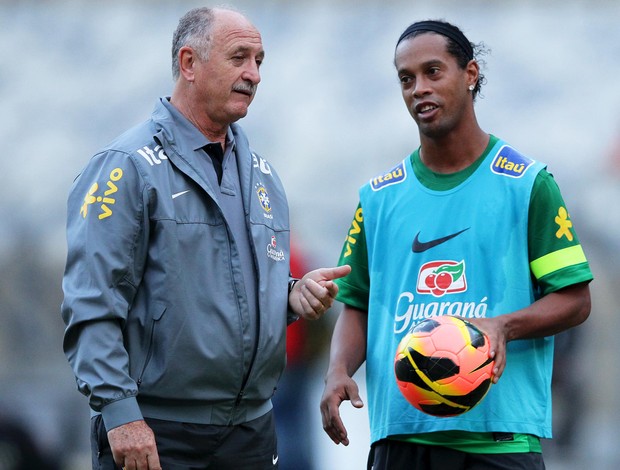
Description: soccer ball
394,316,495,417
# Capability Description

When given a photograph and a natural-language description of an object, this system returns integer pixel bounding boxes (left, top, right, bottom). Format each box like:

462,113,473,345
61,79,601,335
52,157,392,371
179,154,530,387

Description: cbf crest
255,182,273,220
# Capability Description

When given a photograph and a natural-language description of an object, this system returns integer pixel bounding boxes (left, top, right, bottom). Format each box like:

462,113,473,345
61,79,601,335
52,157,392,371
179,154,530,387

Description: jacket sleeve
61,149,149,430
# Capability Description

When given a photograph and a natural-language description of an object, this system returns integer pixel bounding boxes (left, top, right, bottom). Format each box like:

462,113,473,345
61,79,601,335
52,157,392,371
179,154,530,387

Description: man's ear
178,46,197,82
466,59,479,90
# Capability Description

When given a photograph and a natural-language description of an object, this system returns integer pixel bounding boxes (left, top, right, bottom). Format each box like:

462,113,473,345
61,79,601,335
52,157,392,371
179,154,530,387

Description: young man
61,7,349,470
320,20,592,470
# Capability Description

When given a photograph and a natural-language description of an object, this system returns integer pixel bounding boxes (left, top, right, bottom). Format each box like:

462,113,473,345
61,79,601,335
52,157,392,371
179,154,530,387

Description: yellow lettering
98,205,113,220
355,207,363,222
104,181,118,196
343,207,363,258
110,168,123,181
349,219,361,236
344,244,352,257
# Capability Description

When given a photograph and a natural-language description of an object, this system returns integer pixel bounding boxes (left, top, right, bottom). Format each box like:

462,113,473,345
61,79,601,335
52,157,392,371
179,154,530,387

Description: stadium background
1,0,619,468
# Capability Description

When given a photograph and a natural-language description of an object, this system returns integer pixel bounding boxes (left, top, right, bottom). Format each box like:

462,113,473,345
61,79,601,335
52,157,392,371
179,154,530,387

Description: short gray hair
171,7,216,81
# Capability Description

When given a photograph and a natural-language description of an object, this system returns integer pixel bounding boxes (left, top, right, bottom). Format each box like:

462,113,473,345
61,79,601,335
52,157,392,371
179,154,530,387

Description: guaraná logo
416,260,467,297
266,235,285,262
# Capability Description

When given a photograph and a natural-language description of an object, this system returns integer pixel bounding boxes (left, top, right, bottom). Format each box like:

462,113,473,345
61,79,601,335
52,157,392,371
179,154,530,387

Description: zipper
136,317,157,387
227,218,264,424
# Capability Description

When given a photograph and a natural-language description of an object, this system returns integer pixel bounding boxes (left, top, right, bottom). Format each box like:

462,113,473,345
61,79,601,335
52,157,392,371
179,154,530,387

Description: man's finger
147,452,163,470
320,265,351,281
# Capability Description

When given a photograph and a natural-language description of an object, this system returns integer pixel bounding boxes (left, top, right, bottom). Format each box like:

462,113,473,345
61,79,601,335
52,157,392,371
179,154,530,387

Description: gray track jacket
61,98,293,431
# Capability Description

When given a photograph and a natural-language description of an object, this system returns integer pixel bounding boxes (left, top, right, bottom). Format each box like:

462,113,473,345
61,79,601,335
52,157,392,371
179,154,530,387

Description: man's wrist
287,279,301,325
101,396,143,432
288,278,300,295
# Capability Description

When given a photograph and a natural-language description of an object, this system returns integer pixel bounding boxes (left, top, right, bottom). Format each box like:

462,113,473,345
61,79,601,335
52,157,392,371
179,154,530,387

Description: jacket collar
150,97,254,206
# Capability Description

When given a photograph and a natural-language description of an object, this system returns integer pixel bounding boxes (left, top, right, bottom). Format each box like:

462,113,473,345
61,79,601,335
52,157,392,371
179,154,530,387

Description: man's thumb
324,264,352,280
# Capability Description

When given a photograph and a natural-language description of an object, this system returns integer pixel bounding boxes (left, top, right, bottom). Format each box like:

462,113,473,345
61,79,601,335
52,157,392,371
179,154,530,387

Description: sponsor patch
252,152,272,175
343,207,364,258
394,290,488,334
137,145,169,166
555,206,574,241
80,167,123,220
267,235,285,262
370,161,406,191
416,260,467,297
490,145,534,178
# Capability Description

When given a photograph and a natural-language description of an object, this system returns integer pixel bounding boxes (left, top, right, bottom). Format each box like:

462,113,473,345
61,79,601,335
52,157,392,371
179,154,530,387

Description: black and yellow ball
394,316,495,417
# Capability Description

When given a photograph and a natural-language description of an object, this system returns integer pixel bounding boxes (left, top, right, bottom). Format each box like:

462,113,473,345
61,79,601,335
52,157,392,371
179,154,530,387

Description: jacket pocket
136,303,166,387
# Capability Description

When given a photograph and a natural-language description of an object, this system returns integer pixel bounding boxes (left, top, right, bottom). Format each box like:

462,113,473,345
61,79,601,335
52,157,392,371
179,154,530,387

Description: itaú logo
370,161,406,191
490,145,534,178
416,260,467,297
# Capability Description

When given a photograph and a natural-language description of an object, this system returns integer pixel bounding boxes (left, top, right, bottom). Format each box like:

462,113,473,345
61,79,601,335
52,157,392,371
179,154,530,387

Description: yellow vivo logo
80,168,123,220
343,207,363,257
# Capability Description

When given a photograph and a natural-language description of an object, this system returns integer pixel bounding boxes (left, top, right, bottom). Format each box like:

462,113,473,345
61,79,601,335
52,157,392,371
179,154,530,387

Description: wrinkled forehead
213,10,263,52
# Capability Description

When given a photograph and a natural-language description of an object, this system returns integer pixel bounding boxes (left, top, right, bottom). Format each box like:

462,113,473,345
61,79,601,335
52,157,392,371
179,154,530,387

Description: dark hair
397,20,488,100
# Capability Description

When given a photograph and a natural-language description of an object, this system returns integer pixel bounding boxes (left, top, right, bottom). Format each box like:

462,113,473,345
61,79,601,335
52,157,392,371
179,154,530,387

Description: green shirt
336,135,593,453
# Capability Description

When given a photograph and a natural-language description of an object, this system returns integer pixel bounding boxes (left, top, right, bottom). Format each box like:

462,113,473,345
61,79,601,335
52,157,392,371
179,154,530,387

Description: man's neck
419,128,489,174
170,94,228,147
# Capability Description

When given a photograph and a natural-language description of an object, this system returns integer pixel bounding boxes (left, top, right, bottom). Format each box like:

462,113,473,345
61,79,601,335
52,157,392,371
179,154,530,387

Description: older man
62,7,349,470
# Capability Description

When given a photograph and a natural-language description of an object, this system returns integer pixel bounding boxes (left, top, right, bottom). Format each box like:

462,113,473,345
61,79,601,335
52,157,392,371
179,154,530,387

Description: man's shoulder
363,159,409,193
486,138,547,180
97,99,174,160
102,119,159,157
90,115,175,174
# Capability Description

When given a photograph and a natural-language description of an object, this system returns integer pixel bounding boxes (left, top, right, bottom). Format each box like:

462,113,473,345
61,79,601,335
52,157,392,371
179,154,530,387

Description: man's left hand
289,265,351,320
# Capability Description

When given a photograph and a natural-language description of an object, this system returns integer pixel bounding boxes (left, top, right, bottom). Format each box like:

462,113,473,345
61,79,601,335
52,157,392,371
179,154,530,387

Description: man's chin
229,106,250,122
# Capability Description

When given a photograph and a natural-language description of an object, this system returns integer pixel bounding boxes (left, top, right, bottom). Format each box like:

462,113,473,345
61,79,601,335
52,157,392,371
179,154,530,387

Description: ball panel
409,348,460,382
441,378,493,407
411,318,441,334
465,322,487,349
395,352,433,392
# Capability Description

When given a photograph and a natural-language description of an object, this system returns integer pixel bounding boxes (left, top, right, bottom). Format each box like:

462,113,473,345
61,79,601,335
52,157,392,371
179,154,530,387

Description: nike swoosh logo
412,228,470,253
272,455,279,465
172,190,190,199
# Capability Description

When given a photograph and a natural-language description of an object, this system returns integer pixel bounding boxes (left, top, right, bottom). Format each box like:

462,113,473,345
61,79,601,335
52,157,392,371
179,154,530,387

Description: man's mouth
416,103,438,115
